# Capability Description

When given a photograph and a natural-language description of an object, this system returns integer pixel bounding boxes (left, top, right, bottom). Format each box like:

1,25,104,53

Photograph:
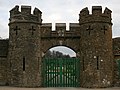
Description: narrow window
10,61,12,68
97,56,99,70
83,57,84,71
23,57,25,71
38,57,40,70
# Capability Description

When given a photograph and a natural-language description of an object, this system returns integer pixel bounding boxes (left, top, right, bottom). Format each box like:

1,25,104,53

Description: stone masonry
0,5,120,88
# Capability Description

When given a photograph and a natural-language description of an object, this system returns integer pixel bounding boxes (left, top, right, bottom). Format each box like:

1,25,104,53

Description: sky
0,0,120,56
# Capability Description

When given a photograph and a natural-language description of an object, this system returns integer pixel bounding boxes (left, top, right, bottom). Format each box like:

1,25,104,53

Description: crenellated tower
4,5,115,88
79,6,113,88
8,5,42,87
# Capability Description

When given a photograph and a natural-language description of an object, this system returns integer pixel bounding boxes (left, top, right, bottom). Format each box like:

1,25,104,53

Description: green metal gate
42,58,80,87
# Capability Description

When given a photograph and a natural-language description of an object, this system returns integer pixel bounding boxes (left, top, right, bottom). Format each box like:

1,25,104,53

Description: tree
44,50,71,58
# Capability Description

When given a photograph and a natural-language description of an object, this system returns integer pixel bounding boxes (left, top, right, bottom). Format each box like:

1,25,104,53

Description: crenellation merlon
104,7,112,17
55,23,66,31
33,8,42,16
21,5,31,15
9,5,20,17
9,5,42,23
79,6,112,24
79,7,89,17
92,6,102,15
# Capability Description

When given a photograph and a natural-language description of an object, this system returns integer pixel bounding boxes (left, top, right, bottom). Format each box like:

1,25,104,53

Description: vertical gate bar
52,59,54,87
50,59,52,87
72,59,75,87
57,59,58,87
46,59,49,87
46,59,47,87
69,60,70,87
48,60,50,87
71,59,72,87
42,59,44,87
55,59,57,87
76,59,77,87
53,59,55,87
77,59,79,87
68,59,69,87
47,58,48,87
51,59,53,87
46,59,48,87
42,59,43,87
70,59,71,87
53,60,56,87
79,59,80,87
62,59,63,87
65,58,66,87
63,59,65,87
55,58,56,87
65,59,66,87
74,59,76,87
66,59,67,87
51,59,52,87
76,59,78,87
75,58,77,87
60,58,62,87
74,58,76,87
67,59,68,87
72,59,74,87
44,59,46,87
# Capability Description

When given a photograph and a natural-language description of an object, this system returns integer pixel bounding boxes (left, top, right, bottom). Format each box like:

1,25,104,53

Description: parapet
79,6,112,24
9,5,42,23
55,23,66,30
42,23,52,27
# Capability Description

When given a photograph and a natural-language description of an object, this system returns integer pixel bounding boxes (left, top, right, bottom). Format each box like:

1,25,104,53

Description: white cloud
0,0,120,39
0,0,120,56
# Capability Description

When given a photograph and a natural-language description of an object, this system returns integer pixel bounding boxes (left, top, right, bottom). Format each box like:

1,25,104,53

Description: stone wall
1,5,120,88
0,39,9,85
113,38,120,86
0,57,7,85
79,6,113,88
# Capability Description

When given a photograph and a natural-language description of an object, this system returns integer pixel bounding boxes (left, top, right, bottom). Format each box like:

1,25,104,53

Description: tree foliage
44,50,70,58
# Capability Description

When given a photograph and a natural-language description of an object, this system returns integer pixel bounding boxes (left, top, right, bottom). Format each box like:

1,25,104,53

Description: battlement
41,23,80,37
79,6,112,24
92,6,102,15
55,23,66,31
9,5,42,23
21,6,31,15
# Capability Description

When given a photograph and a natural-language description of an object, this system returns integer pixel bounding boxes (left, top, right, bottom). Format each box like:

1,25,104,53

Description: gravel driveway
0,87,120,90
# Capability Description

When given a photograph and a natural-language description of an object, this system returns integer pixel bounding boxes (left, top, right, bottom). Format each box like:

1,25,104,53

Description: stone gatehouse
0,5,120,88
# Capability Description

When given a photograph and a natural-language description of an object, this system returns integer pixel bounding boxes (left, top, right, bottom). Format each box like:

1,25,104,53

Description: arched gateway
7,5,113,88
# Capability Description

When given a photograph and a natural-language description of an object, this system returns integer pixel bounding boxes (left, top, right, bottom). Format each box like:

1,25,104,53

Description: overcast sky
0,0,120,56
